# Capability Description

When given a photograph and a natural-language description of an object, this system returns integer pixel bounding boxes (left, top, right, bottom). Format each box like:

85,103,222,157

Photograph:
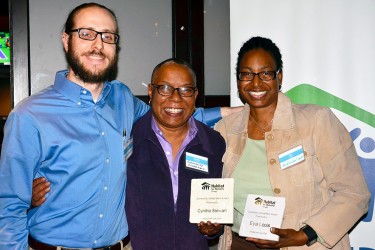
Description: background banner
230,1,375,249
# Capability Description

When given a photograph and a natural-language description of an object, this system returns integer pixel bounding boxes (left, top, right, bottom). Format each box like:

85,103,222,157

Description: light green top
231,138,274,233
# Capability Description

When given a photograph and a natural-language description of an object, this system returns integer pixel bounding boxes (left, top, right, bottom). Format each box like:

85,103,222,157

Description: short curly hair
236,36,283,79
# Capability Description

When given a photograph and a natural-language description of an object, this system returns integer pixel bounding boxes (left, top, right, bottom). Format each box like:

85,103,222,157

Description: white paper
239,194,285,241
189,178,234,224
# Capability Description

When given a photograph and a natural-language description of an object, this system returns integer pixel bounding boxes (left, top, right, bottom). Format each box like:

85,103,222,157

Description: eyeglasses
69,28,119,44
151,84,197,97
238,70,280,82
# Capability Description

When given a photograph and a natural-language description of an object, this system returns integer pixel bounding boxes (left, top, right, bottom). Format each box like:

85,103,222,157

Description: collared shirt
151,116,197,205
0,70,221,250
126,110,226,250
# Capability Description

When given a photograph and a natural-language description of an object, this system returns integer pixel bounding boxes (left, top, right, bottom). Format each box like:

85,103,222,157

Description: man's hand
245,227,308,249
31,177,50,207
197,221,222,237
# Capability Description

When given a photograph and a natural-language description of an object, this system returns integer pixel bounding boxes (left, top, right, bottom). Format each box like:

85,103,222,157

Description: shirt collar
150,115,198,140
53,70,111,104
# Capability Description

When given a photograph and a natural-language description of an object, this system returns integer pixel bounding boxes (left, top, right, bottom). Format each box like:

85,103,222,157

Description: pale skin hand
245,227,308,249
31,177,50,207
197,221,222,237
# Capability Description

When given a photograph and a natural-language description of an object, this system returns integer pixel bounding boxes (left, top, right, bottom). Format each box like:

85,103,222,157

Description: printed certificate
239,194,285,241
189,178,234,224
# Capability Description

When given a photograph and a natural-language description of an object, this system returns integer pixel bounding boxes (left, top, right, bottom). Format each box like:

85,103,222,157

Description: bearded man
0,3,226,250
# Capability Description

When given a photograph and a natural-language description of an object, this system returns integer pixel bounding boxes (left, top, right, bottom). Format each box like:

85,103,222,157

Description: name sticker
278,145,305,170
186,152,209,173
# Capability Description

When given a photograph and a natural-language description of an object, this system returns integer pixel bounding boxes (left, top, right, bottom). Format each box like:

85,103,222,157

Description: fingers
32,177,46,188
197,221,222,236
31,177,51,207
31,195,46,207
32,178,50,192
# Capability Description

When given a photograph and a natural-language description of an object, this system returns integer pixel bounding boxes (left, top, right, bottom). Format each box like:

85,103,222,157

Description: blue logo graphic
350,128,375,223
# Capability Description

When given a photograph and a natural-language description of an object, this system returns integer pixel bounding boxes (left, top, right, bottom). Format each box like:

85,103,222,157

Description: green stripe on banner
285,84,375,128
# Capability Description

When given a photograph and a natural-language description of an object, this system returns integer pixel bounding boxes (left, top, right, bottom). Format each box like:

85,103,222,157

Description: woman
215,36,370,249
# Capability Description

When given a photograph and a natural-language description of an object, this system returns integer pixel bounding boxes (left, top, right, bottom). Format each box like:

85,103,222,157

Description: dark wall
0,1,9,31
0,0,9,150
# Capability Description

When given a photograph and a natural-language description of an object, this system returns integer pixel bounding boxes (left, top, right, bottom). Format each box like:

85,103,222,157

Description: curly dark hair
236,36,283,79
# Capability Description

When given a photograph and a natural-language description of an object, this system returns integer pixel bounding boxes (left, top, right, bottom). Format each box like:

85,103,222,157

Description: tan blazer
215,93,370,250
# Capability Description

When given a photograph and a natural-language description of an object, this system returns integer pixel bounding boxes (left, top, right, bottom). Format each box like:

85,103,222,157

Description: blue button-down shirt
0,70,221,249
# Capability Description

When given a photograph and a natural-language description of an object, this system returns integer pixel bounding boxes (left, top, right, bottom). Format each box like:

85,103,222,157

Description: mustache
85,50,106,57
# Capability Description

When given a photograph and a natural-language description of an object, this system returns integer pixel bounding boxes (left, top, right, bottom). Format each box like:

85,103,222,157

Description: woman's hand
31,177,50,207
197,221,223,237
246,227,308,249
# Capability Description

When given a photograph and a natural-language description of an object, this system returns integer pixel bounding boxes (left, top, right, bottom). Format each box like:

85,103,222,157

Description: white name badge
239,194,285,241
186,152,209,173
190,178,234,224
278,145,305,170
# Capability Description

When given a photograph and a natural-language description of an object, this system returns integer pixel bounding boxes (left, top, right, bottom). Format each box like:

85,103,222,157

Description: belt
28,235,130,250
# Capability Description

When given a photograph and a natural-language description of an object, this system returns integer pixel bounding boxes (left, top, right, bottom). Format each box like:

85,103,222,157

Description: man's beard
65,43,117,84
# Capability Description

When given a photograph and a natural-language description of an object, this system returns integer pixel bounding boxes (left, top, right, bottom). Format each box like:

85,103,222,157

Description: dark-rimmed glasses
238,69,280,81
151,84,197,97
69,28,119,44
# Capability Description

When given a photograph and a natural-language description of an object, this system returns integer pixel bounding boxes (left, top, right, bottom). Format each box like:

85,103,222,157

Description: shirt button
99,214,103,218
101,131,105,136
106,158,110,163
174,171,178,176
269,159,276,165
82,90,87,94
266,134,274,141
77,102,81,106
104,186,108,191
166,151,171,156
94,240,97,244
274,188,281,194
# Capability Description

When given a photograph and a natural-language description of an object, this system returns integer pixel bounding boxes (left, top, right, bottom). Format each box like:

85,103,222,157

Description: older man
126,58,225,249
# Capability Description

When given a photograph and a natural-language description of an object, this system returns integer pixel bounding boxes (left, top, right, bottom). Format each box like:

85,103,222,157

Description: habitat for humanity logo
286,84,375,223
201,182,224,191
254,197,276,207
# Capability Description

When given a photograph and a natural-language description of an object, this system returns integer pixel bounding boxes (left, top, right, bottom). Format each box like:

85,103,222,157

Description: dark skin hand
197,221,222,237
31,177,50,207
246,227,308,249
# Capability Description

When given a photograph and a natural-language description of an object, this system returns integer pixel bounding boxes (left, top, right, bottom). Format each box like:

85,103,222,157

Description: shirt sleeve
0,112,38,250
193,107,222,127
304,108,370,247
132,96,150,123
